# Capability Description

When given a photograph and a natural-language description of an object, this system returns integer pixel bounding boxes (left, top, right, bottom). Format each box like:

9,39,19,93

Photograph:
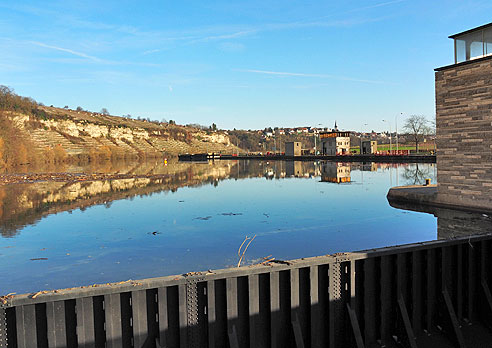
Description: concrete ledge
387,184,492,214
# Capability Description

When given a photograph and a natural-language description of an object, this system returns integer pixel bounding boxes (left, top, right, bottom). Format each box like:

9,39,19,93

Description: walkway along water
2,233,492,347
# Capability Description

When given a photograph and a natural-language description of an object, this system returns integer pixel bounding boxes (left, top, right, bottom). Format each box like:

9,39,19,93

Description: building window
486,27,492,55
455,27,492,63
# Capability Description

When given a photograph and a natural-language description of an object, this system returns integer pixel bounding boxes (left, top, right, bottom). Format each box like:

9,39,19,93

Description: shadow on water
388,200,492,239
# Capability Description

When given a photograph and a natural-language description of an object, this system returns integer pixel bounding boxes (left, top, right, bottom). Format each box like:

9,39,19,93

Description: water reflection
0,159,236,237
388,200,492,239
400,163,434,186
320,162,351,183
0,161,436,238
1,160,443,294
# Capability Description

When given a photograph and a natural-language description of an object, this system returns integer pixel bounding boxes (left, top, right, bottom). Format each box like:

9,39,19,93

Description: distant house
320,130,351,155
361,140,377,154
285,142,302,156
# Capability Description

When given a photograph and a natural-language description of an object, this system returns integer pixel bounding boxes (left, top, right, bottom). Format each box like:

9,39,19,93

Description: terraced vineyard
3,105,240,163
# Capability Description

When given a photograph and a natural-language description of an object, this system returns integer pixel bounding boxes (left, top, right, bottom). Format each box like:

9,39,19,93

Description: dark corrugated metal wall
2,235,492,347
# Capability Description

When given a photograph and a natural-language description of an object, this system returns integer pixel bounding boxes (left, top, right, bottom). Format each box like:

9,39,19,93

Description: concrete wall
435,57,492,211
285,141,302,156
361,140,377,154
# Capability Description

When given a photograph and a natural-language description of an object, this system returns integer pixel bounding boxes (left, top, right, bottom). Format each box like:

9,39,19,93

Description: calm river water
1,159,489,294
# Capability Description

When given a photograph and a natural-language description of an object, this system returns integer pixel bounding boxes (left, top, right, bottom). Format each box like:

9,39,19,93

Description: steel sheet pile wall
2,234,492,347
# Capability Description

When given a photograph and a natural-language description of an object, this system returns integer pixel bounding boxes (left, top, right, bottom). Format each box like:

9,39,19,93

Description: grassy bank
350,142,436,154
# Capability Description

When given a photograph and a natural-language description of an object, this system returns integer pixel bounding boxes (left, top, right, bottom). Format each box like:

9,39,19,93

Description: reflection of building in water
285,161,303,177
361,162,378,172
269,161,319,178
320,162,351,183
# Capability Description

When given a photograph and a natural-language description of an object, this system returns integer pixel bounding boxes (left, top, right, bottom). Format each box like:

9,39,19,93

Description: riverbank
218,153,436,163
0,172,186,185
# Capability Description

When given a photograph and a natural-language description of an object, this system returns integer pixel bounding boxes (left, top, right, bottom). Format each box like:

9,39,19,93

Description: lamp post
382,119,392,154
314,123,323,155
360,123,368,154
395,112,403,154
314,132,317,155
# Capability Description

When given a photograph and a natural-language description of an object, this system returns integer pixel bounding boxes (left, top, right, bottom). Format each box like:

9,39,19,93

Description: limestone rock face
8,108,238,157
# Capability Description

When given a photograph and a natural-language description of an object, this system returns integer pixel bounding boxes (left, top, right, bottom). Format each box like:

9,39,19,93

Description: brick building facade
435,23,492,211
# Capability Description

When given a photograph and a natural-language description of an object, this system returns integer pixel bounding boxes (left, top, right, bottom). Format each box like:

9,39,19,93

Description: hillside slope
0,87,239,166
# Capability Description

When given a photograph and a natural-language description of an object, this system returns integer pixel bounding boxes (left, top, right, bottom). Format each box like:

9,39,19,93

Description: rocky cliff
5,105,237,161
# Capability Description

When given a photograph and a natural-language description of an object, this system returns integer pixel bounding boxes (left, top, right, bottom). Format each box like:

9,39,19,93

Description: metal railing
2,233,492,347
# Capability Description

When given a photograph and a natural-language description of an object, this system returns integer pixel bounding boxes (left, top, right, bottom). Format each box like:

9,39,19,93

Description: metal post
382,119,392,154
346,304,365,348
443,288,466,348
360,123,367,155
396,113,402,154
314,135,316,156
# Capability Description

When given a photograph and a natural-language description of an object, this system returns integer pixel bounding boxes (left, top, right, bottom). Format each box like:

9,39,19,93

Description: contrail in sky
236,69,388,84
30,41,102,62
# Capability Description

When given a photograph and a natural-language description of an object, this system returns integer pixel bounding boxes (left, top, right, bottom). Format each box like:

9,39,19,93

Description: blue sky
1,0,491,131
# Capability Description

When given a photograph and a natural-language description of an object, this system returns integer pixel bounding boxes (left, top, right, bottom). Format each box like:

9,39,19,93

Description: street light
382,119,392,154
360,123,368,154
314,123,322,155
395,112,403,154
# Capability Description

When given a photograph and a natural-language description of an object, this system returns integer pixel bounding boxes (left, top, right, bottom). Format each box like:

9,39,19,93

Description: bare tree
100,108,109,115
403,115,431,153
401,163,432,185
